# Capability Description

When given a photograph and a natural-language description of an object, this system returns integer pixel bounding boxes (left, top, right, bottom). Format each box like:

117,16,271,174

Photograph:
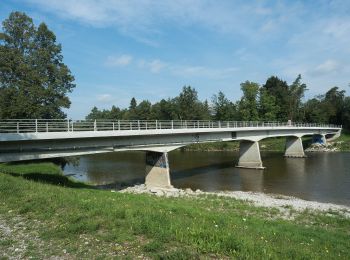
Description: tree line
87,77,350,130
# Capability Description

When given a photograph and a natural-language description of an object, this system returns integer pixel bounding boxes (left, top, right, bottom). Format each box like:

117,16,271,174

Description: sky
1,0,350,119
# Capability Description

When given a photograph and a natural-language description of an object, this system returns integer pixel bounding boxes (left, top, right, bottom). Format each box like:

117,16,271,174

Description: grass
335,132,350,151
0,163,349,259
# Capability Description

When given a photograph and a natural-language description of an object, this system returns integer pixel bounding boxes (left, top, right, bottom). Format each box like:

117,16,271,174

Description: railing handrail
0,119,342,134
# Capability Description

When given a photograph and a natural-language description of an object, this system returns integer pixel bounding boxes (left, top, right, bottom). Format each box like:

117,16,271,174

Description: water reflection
64,151,350,205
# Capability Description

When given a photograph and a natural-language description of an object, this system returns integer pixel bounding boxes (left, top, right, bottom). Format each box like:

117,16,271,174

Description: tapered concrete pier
145,151,172,188
236,140,264,169
284,136,306,157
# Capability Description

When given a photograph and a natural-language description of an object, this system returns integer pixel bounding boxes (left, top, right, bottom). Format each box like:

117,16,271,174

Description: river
63,151,350,206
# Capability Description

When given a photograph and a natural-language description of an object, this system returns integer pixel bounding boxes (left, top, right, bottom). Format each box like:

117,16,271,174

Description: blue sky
1,0,349,118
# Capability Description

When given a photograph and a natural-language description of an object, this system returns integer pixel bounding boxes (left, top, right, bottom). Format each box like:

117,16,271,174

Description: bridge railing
0,119,342,133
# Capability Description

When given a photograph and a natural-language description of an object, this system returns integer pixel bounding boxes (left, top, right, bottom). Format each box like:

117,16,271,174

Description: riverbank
183,133,350,152
1,162,349,259
121,185,350,218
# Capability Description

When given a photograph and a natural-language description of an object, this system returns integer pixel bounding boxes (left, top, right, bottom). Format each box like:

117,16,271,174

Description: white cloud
25,0,305,43
105,55,133,67
96,94,113,102
138,59,167,73
311,60,341,75
171,65,238,79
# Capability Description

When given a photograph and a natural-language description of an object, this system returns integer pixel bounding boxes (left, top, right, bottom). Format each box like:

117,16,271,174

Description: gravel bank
120,185,350,218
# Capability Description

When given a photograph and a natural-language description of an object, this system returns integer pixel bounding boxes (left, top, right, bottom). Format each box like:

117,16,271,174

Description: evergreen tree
127,97,138,119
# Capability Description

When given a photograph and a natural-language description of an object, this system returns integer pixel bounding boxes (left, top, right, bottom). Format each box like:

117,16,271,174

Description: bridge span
0,119,342,188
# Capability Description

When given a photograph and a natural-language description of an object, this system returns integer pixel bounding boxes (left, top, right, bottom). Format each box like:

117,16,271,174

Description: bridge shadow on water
94,161,237,191
170,161,235,181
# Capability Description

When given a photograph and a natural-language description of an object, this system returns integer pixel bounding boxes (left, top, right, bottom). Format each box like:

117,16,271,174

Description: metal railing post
17,122,19,133
67,119,69,132
171,120,174,129
35,119,38,133
118,120,120,130
46,122,48,132
138,120,140,130
156,120,158,129
94,120,97,131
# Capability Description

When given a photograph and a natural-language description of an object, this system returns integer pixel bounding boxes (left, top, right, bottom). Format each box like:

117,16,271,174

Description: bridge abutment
236,140,264,169
284,136,306,158
145,151,172,188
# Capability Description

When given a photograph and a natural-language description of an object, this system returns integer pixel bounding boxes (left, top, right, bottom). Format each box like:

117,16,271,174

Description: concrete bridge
0,119,342,188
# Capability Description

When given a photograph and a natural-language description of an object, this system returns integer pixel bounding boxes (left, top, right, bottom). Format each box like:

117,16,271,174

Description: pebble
119,184,350,218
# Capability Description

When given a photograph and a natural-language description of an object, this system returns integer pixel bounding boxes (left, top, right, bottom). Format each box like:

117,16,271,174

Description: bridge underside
0,127,341,188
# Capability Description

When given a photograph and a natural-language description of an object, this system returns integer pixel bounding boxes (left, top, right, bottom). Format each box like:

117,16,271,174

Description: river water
64,151,350,206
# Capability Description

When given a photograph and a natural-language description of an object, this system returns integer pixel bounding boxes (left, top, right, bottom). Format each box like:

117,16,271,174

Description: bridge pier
145,151,172,188
236,140,264,169
312,134,327,145
284,136,305,158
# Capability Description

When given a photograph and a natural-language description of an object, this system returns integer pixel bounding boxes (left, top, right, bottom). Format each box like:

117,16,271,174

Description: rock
185,188,193,193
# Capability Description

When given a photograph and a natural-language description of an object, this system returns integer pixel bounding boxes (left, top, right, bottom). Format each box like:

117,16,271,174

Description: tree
304,98,329,123
175,86,210,120
127,97,138,119
151,99,177,120
262,76,289,121
211,91,237,121
110,105,123,119
287,75,308,121
258,88,278,121
238,81,259,121
343,96,350,129
324,87,345,125
136,100,152,120
0,12,75,119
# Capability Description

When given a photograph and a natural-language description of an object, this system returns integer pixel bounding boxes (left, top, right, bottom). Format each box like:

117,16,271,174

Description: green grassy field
0,163,349,259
